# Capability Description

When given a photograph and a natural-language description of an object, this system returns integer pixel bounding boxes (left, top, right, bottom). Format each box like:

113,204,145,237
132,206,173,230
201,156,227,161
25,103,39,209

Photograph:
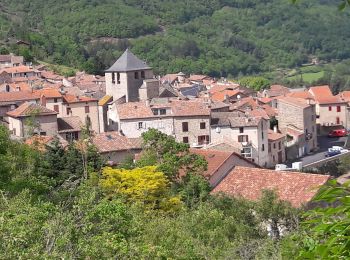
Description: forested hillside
1,0,350,76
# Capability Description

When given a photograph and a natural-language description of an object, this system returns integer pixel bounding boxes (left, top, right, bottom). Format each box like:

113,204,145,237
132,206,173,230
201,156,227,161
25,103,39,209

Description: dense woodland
1,0,350,77
0,126,350,259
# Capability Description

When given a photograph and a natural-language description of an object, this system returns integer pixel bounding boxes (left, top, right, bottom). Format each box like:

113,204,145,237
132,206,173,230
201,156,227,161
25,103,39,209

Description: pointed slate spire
106,49,151,72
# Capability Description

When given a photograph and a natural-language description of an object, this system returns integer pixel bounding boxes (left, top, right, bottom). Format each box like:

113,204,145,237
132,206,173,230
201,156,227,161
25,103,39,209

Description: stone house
92,131,142,165
0,54,24,69
62,94,100,134
57,116,83,141
210,113,269,167
309,85,347,133
109,98,211,147
6,102,58,137
0,91,39,118
277,97,317,159
1,66,41,78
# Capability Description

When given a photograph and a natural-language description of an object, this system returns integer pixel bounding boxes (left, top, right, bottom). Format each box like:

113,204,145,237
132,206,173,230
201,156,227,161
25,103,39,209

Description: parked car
325,148,341,157
328,129,347,137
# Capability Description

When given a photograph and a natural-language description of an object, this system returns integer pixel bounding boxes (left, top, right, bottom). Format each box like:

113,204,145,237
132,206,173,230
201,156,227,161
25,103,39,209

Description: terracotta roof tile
34,88,62,98
92,131,142,153
268,129,285,141
212,166,330,207
309,85,344,104
277,96,311,109
1,66,38,74
0,91,39,103
7,102,57,118
63,94,97,103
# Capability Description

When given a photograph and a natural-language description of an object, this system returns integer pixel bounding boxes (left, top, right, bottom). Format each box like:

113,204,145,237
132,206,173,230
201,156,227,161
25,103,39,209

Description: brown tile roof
211,112,262,127
0,55,11,62
7,102,58,118
92,131,142,153
264,85,290,97
286,90,313,99
268,129,285,141
189,74,211,81
277,96,311,109
117,99,210,120
57,117,83,133
63,94,97,104
339,91,350,103
25,135,68,150
0,91,39,103
0,82,31,92
212,166,330,207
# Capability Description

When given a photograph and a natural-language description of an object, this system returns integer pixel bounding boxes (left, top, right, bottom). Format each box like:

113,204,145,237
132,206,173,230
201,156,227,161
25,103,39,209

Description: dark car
325,149,341,157
328,129,347,138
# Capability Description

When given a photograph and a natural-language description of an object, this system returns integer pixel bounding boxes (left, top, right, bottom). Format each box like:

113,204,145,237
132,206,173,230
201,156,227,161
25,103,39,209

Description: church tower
105,49,154,102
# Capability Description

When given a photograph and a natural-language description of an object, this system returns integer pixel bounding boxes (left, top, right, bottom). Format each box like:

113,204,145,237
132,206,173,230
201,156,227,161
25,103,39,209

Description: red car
328,129,347,137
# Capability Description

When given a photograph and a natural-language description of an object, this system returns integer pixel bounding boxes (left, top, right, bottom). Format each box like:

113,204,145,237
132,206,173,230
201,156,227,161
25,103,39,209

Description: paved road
289,136,349,166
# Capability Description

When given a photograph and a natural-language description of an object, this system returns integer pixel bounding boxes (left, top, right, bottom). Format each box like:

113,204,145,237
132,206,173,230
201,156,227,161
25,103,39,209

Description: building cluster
1,51,341,207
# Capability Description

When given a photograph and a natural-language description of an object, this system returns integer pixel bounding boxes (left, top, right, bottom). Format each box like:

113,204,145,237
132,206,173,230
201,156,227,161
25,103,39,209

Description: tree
296,180,350,259
238,76,270,91
139,129,207,181
100,166,182,211
255,190,300,240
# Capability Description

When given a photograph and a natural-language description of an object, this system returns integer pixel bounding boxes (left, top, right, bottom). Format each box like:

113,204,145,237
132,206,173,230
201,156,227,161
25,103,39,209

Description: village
1,49,349,206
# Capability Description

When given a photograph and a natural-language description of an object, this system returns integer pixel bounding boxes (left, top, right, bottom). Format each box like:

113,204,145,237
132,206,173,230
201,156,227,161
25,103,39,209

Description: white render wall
210,120,269,167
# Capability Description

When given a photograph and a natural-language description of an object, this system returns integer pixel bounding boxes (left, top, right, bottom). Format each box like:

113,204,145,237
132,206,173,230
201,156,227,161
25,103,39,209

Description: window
273,143,276,149
182,122,189,132
117,72,120,84
138,122,144,129
141,71,145,79
66,107,71,115
278,141,281,150
239,127,244,133
54,105,59,112
261,131,264,140
112,73,115,83
337,106,341,112
198,135,210,145
85,106,90,113
159,109,166,115
329,106,332,111
238,135,249,142
273,155,276,162
336,117,340,125
54,98,58,103
183,137,189,143
152,109,159,115
200,122,206,129
241,147,252,159
66,132,79,142
262,144,265,151
268,143,271,152
134,71,139,79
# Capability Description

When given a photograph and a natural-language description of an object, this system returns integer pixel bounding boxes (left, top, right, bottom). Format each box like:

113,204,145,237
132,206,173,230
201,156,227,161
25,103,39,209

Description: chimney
273,125,278,133
145,100,150,107
306,98,311,105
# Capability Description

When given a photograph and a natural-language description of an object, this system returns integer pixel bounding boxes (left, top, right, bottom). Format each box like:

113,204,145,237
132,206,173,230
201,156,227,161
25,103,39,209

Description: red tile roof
34,88,62,98
212,166,330,207
211,89,242,102
309,85,344,104
7,102,58,118
92,131,142,153
268,129,285,141
1,66,37,74
189,74,211,81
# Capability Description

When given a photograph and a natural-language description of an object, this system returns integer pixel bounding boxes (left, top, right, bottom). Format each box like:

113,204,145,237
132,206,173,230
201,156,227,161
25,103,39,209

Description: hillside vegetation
1,0,350,76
